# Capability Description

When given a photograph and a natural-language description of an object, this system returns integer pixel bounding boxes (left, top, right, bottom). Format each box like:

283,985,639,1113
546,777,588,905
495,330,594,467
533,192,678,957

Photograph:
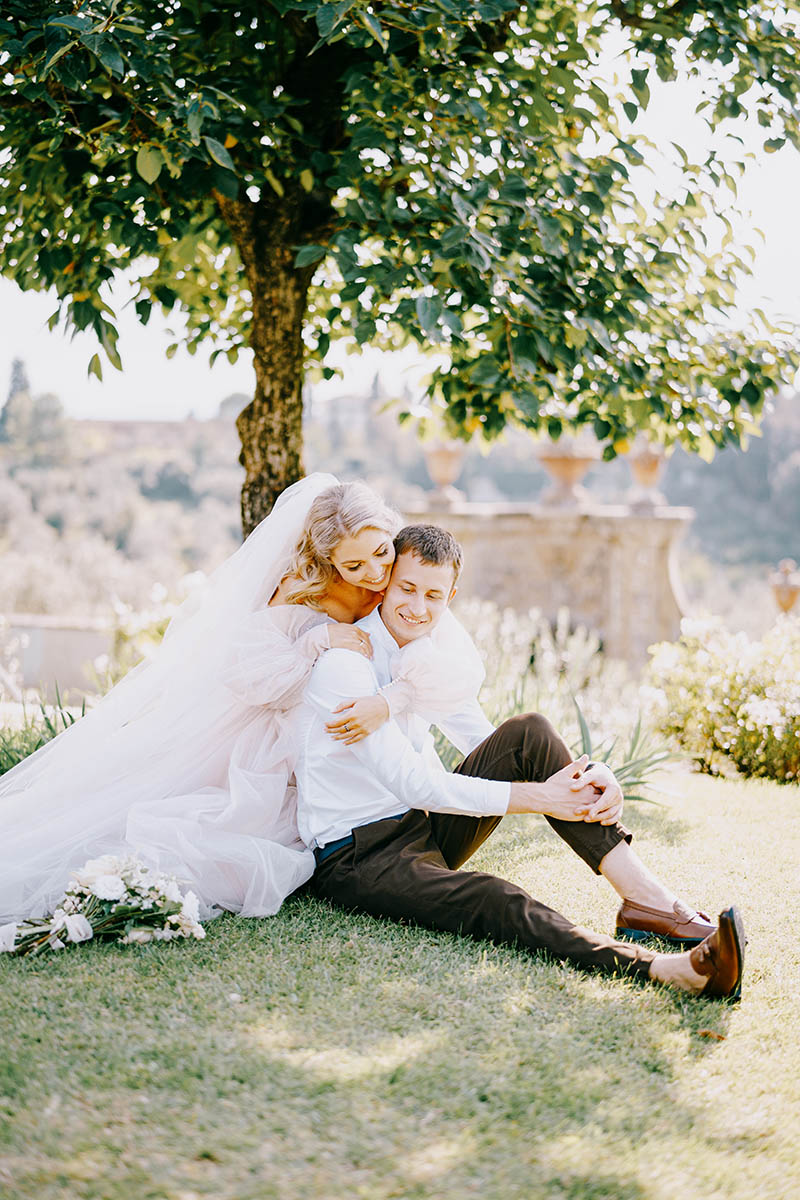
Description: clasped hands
543,754,624,825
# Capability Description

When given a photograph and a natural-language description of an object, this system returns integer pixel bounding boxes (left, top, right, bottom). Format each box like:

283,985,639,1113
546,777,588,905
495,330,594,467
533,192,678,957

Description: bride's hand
327,624,372,658
326,695,390,744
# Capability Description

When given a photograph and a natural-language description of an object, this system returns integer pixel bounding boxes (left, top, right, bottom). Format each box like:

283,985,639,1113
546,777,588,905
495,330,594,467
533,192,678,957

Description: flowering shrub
0,854,206,956
446,601,651,777
647,615,800,782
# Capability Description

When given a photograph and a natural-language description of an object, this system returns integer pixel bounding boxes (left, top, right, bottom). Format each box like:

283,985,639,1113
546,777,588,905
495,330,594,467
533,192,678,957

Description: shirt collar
357,605,401,654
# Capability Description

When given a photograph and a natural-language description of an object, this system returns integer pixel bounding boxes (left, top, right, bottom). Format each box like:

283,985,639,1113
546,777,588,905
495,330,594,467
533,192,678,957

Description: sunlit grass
1,772,798,1199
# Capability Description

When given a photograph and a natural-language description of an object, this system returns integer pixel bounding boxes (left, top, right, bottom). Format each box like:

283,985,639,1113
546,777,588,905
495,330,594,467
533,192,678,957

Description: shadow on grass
0,786,745,1200
1,893,740,1200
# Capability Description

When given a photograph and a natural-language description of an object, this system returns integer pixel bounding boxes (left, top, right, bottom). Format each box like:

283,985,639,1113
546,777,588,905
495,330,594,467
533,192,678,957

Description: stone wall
403,501,693,665
6,613,111,701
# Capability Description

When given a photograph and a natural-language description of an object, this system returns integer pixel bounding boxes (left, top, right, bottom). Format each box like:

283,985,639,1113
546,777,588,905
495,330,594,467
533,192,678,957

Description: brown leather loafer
616,898,716,948
689,906,745,1001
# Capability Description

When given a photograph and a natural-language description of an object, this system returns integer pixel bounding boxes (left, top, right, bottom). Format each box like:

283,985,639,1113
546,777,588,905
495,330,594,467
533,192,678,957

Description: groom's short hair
393,524,463,584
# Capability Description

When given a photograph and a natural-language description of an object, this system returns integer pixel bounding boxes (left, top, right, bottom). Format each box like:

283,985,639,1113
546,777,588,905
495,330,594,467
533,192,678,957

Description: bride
0,473,483,923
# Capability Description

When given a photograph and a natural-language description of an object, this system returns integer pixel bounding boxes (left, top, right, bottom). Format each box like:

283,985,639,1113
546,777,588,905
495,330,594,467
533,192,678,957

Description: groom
293,524,744,999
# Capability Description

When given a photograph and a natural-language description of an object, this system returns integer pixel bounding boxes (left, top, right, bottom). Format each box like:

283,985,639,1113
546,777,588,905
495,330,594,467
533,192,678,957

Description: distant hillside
1,355,797,621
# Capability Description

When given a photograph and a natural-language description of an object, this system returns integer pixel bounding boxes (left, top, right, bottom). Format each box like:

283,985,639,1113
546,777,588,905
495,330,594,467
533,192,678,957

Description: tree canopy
2,1,800,528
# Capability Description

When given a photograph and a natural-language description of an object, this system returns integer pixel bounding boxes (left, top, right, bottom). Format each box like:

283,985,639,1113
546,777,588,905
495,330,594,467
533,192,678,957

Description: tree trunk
215,190,325,537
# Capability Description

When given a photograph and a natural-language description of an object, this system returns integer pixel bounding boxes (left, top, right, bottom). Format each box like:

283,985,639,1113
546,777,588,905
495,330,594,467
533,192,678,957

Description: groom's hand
570,761,624,825
508,755,595,820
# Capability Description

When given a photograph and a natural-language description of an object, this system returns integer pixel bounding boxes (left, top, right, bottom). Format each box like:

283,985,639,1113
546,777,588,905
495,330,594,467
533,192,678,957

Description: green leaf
95,43,125,77
564,326,588,350
136,146,163,184
294,244,327,268
87,353,103,381
630,67,650,106
49,15,90,32
264,168,285,197
415,295,442,336
203,136,235,171
572,695,593,757
299,169,314,193
622,101,638,124
360,12,387,49
41,42,74,76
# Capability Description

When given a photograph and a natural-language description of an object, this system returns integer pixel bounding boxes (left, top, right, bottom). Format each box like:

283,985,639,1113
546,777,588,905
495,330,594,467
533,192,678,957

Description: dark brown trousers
311,713,657,978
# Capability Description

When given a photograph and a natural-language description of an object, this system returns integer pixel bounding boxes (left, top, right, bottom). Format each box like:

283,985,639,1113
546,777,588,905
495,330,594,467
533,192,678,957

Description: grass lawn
1,772,798,1200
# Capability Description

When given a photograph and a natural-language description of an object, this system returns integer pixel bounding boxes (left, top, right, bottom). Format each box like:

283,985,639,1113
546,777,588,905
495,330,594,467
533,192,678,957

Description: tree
1,2,799,533
0,357,31,444
6,358,30,404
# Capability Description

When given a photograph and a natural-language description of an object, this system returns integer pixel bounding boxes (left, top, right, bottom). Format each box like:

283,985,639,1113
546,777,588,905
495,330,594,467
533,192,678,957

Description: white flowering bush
647,615,800,782
91,573,206,691
0,854,206,956
448,600,660,791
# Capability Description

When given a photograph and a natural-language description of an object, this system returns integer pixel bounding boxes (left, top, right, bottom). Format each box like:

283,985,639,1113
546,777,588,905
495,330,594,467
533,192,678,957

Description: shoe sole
718,904,745,1003
615,926,707,950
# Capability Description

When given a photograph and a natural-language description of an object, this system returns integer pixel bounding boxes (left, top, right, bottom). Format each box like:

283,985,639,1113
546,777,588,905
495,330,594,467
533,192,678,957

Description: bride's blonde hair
282,481,402,608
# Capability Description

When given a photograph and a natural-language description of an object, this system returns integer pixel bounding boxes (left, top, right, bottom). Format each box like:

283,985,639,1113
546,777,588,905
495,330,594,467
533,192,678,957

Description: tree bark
215,189,329,537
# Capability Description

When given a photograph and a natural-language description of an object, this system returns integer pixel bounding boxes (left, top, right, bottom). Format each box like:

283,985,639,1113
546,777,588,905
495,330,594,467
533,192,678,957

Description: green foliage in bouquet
648,616,800,782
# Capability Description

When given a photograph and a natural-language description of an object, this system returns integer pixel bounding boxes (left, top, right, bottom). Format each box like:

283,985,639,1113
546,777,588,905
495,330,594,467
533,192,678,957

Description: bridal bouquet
0,854,206,956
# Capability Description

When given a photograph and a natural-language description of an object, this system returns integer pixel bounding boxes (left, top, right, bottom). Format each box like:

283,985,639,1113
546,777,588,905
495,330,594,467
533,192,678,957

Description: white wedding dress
0,475,483,923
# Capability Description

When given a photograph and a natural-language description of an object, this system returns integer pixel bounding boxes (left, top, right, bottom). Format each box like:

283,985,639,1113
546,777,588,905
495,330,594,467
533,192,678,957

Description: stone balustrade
403,501,694,666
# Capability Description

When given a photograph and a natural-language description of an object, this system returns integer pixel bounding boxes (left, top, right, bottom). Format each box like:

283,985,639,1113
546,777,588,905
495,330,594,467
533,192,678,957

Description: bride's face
329,527,396,591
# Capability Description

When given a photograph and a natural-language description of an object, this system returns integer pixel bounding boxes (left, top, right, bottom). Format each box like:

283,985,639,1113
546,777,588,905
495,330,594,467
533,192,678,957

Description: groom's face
381,551,457,647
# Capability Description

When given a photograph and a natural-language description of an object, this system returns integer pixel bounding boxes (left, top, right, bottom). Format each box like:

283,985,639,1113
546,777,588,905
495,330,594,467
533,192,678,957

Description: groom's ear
447,584,458,605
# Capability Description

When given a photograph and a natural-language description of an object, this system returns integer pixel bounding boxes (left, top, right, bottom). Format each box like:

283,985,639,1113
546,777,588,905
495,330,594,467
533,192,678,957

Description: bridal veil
0,473,339,922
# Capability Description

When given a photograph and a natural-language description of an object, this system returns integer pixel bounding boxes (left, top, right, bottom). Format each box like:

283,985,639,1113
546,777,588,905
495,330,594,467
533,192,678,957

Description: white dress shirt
294,607,510,850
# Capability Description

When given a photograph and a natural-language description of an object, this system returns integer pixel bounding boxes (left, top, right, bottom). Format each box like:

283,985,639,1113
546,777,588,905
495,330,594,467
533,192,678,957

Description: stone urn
537,437,600,507
769,558,800,614
628,442,667,509
423,439,467,507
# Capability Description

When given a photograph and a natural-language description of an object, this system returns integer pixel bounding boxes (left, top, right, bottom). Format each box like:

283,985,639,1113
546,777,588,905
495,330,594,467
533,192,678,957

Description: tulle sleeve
382,609,485,722
223,605,332,709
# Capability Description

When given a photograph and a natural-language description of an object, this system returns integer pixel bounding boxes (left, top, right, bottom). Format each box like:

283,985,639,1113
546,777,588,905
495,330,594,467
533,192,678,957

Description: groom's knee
495,712,572,769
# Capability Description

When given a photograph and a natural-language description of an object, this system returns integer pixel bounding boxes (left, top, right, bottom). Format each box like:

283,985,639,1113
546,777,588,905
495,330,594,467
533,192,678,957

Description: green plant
436,601,668,801
0,687,85,778
572,702,673,804
90,598,173,693
648,615,800,782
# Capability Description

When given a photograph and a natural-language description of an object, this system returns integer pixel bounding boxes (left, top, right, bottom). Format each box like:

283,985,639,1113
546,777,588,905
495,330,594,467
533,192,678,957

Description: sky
1,58,799,422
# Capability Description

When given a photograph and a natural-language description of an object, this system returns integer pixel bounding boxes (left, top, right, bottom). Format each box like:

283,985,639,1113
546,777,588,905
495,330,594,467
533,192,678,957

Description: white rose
121,928,153,945
0,923,18,953
163,879,183,905
71,855,120,889
63,914,93,944
92,875,127,901
180,891,200,925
